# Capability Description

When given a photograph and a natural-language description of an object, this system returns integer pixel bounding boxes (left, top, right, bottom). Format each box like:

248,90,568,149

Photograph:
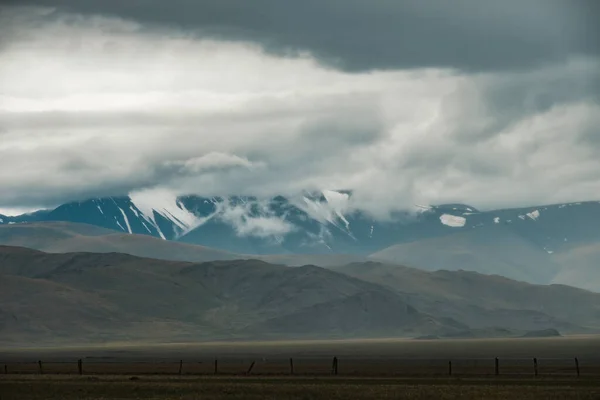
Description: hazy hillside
0,222,238,263
3,220,600,292
254,290,464,339
0,247,460,344
0,221,368,268
553,243,600,292
332,262,600,333
2,247,600,345
371,224,562,284
0,274,131,342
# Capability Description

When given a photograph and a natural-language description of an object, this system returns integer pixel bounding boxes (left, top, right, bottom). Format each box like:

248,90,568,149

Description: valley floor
3,335,600,361
2,336,600,399
2,375,600,400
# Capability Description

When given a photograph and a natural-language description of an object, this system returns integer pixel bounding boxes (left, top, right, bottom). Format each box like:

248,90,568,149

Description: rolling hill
2,219,600,292
0,222,237,263
333,262,600,332
2,246,600,345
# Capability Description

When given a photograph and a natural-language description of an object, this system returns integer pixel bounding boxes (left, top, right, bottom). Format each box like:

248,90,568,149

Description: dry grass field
2,375,600,400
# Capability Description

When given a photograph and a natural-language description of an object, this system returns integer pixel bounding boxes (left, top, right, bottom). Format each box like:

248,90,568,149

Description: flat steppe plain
2,336,600,399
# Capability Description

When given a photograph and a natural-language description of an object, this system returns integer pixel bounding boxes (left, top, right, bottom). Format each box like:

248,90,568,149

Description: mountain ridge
2,246,600,345
2,193,600,290
3,193,600,254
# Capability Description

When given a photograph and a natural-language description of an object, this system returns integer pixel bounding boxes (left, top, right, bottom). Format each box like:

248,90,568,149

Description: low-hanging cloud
0,6,599,218
215,199,296,238
162,153,263,175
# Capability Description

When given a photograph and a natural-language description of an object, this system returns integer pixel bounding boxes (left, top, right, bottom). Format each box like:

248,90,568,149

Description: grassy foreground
2,375,600,400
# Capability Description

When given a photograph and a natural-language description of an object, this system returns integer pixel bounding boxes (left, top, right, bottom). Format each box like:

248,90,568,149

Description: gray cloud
0,6,599,218
4,0,599,73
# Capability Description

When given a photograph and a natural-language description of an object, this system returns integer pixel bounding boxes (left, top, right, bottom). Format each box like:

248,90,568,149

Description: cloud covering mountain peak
0,4,599,218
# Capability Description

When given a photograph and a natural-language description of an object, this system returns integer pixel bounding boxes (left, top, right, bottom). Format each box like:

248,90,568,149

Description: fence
1,357,597,378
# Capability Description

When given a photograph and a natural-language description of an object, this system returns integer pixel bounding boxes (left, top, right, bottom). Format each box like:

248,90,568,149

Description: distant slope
553,243,600,292
0,222,237,263
371,224,562,284
332,262,600,333
258,253,369,267
0,247,458,344
0,221,366,267
254,290,463,339
3,219,599,293
2,246,600,345
0,274,131,341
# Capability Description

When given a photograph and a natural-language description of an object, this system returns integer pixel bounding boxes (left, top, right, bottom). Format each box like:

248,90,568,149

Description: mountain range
2,245,600,345
2,191,600,290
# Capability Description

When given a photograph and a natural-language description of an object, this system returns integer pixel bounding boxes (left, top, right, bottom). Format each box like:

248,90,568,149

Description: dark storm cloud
6,0,600,73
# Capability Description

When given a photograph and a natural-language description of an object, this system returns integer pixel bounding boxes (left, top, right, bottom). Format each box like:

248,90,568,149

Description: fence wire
2,357,597,377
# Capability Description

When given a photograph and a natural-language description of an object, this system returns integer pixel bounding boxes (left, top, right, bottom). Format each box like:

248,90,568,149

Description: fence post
448,361,452,376
78,359,83,375
494,358,499,376
533,358,538,377
335,357,338,375
38,360,43,375
575,357,580,377
289,358,294,375
214,359,218,375
4,364,7,374
331,357,338,376
246,361,255,375
178,360,183,375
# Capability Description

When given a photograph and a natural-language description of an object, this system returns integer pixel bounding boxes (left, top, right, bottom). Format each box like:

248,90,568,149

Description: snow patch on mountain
526,210,540,220
303,224,334,250
114,216,125,232
439,214,466,227
414,204,433,212
117,207,132,234
299,190,354,237
322,190,351,230
129,188,205,238
129,206,139,218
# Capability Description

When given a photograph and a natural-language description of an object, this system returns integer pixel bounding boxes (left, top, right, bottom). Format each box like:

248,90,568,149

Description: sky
0,1,599,217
